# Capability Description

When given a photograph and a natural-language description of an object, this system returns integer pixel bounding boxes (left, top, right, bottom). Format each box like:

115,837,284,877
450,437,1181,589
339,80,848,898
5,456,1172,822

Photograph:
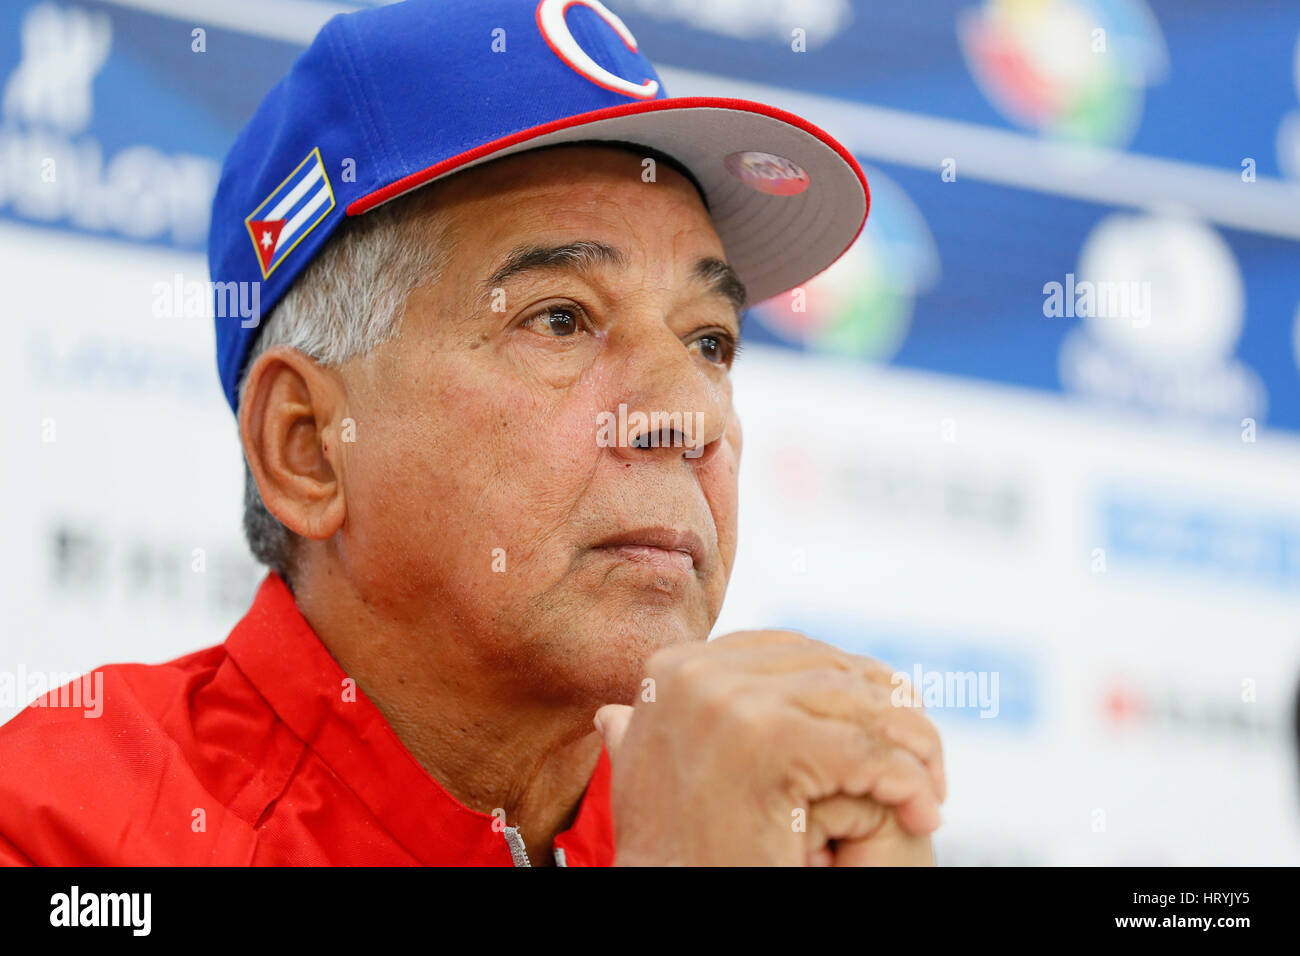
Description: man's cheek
522,381,610,477
725,406,743,462
500,425,605,543
467,398,603,542
701,448,740,574
343,410,485,545
503,338,596,392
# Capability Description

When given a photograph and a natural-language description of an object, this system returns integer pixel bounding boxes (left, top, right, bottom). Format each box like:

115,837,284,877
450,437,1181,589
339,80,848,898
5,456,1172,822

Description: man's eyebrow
483,240,628,291
693,256,748,318
479,240,748,320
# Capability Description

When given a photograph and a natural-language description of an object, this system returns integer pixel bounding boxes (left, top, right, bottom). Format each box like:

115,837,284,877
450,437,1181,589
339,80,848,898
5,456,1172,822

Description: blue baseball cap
209,0,870,413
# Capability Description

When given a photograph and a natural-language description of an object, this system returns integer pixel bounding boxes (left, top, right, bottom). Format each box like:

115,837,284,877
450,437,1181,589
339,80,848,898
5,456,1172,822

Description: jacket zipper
501,826,568,866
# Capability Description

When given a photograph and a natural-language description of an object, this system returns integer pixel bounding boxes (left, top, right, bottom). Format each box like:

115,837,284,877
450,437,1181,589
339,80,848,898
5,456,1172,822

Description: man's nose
605,325,729,466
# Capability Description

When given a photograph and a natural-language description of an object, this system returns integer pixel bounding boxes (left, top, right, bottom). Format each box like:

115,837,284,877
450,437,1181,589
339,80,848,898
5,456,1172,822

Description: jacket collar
225,573,614,865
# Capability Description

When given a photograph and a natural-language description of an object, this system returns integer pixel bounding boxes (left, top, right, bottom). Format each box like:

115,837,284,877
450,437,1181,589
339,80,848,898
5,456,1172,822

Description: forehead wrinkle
475,240,629,312
470,239,747,329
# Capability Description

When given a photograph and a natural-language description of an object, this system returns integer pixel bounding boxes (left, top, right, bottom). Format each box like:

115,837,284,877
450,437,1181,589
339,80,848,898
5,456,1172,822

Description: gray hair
235,185,452,586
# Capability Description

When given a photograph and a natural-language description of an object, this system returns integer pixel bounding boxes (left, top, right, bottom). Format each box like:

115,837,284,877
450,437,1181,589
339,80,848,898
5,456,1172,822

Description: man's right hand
594,629,945,866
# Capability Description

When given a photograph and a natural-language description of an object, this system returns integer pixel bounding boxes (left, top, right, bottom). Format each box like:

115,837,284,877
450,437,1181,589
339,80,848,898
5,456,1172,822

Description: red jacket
0,573,614,865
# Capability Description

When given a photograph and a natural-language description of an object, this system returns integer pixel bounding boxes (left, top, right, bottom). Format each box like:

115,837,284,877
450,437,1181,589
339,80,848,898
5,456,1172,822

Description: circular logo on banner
724,151,810,195
747,165,939,362
957,0,1168,149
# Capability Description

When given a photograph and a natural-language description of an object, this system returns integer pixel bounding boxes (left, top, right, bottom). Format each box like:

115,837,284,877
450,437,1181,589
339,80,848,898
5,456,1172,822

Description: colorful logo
724,151,810,196
245,147,335,279
958,0,1168,148
748,166,938,362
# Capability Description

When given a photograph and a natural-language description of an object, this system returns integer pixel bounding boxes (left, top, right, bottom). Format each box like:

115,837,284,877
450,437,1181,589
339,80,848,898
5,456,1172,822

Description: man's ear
239,346,348,542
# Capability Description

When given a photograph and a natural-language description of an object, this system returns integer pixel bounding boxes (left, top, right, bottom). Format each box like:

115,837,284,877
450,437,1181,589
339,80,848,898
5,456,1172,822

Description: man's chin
559,609,708,707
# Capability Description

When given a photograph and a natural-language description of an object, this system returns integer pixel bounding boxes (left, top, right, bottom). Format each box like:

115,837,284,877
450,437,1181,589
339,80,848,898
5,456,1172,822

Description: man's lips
591,527,705,573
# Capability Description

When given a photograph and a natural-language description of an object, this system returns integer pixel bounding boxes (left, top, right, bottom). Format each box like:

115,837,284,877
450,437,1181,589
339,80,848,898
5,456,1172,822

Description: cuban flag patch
245,147,336,278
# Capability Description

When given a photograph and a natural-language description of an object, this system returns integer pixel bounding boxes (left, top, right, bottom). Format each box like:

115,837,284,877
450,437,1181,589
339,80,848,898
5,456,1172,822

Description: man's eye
691,333,737,365
522,305,583,337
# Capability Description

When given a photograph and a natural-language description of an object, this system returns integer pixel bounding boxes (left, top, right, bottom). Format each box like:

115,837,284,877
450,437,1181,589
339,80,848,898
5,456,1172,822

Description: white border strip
100,0,363,45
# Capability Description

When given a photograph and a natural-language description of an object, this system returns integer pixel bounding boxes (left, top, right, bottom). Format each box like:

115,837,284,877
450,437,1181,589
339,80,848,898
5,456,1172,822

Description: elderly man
0,0,943,866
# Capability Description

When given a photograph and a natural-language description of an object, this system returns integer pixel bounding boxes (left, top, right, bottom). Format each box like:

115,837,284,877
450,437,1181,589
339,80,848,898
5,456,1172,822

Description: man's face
336,145,743,705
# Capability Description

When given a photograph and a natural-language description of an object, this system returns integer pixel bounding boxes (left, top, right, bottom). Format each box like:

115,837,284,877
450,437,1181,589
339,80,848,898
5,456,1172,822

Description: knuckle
671,653,714,691
852,653,892,675
783,753,825,800
723,696,761,732
703,681,752,726
903,706,941,743
802,634,843,655
888,675,923,711
848,738,893,792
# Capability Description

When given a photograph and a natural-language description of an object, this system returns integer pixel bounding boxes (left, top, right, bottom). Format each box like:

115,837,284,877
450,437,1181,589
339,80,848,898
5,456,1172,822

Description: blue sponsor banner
621,0,1300,172
0,0,306,250
1100,489,1300,590
743,161,1300,431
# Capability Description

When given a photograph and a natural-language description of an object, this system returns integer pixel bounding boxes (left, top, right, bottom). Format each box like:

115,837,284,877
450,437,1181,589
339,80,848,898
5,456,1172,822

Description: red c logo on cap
536,0,659,100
